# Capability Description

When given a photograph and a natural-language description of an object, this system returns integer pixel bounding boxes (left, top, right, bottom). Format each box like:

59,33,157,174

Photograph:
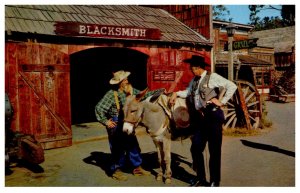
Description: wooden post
228,36,234,81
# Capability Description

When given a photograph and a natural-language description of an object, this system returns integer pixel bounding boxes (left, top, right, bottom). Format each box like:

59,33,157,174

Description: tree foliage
281,5,295,26
249,5,295,31
249,5,264,26
213,5,232,21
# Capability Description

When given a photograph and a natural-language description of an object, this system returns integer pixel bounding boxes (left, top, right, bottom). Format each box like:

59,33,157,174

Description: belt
204,103,219,112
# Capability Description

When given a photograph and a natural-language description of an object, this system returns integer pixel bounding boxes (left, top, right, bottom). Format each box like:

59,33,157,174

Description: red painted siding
5,41,210,149
148,5,211,40
5,42,72,149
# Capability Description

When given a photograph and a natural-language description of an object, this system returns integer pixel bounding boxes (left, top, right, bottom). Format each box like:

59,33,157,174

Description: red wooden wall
147,49,211,92
5,41,210,149
147,5,211,40
5,42,72,149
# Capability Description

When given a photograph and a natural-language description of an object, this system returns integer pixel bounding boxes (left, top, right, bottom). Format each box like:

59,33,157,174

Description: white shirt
176,71,237,105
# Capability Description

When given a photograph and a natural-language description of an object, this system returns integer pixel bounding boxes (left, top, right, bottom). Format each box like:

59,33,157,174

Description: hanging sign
54,22,161,40
232,38,258,50
225,38,258,50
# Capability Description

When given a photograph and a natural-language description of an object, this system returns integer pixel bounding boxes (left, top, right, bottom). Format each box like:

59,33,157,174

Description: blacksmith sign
54,22,161,40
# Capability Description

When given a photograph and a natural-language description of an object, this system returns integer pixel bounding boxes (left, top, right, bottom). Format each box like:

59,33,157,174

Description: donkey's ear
135,87,149,101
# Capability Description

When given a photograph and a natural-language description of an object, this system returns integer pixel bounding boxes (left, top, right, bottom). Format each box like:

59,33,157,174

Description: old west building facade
6,5,294,150
5,5,212,149
145,5,212,40
151,6,276,97
249,26,295,70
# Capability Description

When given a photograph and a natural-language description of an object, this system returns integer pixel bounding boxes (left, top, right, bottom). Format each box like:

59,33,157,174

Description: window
255,71,270,86
263,73,270,86
220,40,227,51
256,72,263,86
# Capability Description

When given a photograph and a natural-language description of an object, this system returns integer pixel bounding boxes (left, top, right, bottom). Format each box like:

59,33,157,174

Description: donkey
122,89,190,184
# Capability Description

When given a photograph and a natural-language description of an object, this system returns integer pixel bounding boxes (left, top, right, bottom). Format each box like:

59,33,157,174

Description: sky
224,5,282,25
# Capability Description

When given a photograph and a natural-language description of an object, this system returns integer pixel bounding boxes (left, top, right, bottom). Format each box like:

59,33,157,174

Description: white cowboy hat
109,70,131,85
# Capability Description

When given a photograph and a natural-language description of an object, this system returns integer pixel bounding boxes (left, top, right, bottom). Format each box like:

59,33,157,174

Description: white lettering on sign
55,22,161,40
79,25,86,34
78,25,147,38
153,71,176,81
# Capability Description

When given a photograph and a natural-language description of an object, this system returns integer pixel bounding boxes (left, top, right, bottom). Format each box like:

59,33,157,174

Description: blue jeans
106,122,142,173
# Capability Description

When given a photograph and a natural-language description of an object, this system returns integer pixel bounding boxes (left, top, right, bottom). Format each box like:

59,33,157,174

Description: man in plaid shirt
95,70,162,181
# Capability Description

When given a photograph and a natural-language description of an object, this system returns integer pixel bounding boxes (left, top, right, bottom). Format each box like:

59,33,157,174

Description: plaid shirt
95,88,161,125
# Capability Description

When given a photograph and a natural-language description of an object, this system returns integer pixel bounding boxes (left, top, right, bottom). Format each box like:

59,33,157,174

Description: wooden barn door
6,43,72,149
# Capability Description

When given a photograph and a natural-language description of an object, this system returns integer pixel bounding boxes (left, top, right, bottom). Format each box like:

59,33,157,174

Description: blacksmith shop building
5,5,212,149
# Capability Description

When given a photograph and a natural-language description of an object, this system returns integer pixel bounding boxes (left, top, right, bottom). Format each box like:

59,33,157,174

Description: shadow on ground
83,151,196,183
5,160,45,176
240,139,295,157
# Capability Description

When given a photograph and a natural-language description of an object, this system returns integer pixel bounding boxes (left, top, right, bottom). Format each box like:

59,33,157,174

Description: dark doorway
70,47,148,124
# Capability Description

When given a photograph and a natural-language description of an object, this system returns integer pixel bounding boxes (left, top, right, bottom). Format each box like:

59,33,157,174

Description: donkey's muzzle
123,122,135,135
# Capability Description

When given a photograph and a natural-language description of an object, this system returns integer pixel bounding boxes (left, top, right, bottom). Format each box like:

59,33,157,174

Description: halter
123,107,144,129
124,93,169,136
123,117,142,128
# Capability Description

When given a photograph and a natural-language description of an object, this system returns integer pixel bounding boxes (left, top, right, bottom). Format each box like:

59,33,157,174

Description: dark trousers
107,124,142,173
190,107,225,183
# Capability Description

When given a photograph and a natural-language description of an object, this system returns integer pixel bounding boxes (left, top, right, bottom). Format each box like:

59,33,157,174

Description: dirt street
4,101,295,187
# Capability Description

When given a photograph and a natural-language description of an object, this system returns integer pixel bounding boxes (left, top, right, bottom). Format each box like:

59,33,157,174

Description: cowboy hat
109,70,131,85
183,55,209,68
172,106,190,128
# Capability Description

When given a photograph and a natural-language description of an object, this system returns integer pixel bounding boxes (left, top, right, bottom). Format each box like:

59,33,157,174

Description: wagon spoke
227,101,235,107
224,113,236,129
243,86,249,98
248,109,260,113
225,111,235,119
249,115,256,122
223,108,235,111
232,117,237,129
245,92,255,103
235,94,239,105
247,101,259,107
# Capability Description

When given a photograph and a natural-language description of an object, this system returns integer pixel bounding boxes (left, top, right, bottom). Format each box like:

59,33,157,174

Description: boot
133,166,151,176
112,169,128,181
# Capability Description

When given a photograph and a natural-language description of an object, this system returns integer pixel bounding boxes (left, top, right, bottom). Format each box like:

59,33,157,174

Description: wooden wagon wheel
222,80,262,130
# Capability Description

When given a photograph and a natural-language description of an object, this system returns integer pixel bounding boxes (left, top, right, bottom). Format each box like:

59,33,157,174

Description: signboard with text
153,71,175,81
225,38,258,50
54,22,161,40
